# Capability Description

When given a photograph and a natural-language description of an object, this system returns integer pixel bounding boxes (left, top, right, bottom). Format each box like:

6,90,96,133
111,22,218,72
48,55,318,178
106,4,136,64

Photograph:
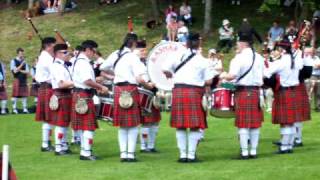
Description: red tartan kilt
113,85,141,127
171,87,207,129
30,83,39,97
12,79,29,97
0,87,8,100
141,106,161,124
295,83,311,122
234,88,264,128
71,91,98,131
272,87,300,125
50,90,72,127
35,84,53,123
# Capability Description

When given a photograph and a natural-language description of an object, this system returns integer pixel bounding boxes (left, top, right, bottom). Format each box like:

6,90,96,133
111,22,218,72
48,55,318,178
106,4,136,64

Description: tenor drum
210,88,235,118
147,41,187,91
138,88,154,113
98,97,114,123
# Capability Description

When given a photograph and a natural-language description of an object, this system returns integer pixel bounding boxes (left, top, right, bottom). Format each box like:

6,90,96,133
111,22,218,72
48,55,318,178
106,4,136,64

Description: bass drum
147,41,187,91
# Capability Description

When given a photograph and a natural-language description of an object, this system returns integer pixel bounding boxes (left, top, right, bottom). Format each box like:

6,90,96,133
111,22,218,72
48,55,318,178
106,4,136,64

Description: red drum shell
210,88,235,118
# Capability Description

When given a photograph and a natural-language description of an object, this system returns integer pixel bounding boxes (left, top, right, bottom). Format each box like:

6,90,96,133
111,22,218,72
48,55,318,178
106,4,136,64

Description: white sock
55,126,64,152
148,125,159,150
81,130,94,157
280,127,291,151
294,122,303,143
11,97,17,109
288,126,295,150
128,127,139,159
80,130,85,153
42,123,52,148
199,129,205,139
118,128,128,158
140,126,149,150
1,100,7,112
238,128,249,156
34,97,38,103
71,129,81,143
22,97,28,110
176,129,187,158
61,127,69,151
188,130,201,159
249,128,260,156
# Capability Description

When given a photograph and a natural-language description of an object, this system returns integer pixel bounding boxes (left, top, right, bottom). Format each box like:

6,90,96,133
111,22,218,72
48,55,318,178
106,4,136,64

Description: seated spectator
217,19,234,53
179,1,192,26
177,20,189,44
167,15,178,41
165,4,177,24
268,20,284,47
285,20,298,43
99,0,119,5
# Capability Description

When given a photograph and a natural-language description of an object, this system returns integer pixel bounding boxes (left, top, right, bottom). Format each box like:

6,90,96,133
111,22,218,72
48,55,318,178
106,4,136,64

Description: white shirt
210,58,223,71
264,54,300,87
312,56,320,76
72,53,95,89
10,57,29,73
229,48,264,86
36,50,54,83
162,49,217,87
50,59,72,89
100,47,146,84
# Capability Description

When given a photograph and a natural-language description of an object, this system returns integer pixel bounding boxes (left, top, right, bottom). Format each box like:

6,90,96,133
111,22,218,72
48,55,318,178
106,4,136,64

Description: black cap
188,33,200,42
54,44,68,53
123,33,138,44
16,47,24,54
42,37,56,46
81,40,98,49
238,34,251,43
136,40,147,48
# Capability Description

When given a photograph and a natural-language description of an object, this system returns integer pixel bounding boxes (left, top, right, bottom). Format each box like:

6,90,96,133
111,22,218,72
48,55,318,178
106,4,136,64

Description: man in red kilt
10,48,30,114
0,61,8,115
50,44,74,155
135,40,162,153
264,39,301,154
100,33,149,162
71,40,108,161
163,33,216,163
35,37,56,152
220,35,264,159
293,47,314,147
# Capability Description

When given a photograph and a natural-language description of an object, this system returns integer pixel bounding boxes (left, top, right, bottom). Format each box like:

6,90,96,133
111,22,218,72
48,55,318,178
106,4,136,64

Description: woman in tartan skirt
220,35,265,159
162,33,217,163
264,39,301,154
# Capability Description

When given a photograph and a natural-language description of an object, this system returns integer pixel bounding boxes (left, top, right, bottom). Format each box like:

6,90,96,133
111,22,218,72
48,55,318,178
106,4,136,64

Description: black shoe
188,158,201,163
177,158,188,163
120,158,127,162
294,141,304,147
149,148,158,153
80,155,98,161
272,141,282,146
249,154,258,159
275,149,290,154
41,146,54,152
140,149,150,153
127,158,137,162
55,150,71,156
234,155,249,160
71,141,81,146
288,149,294,154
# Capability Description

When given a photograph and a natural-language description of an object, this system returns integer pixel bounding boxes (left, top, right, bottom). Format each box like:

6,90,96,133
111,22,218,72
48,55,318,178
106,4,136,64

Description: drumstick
27,17,43,41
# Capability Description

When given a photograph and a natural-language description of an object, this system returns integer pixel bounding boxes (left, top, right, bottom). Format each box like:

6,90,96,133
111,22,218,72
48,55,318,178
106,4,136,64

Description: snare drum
210,88,235,118
98,98,114,123
138,88,154,113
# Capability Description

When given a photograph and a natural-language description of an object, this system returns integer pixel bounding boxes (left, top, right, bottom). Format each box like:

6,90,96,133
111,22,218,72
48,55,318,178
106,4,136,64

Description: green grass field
1,112,320,180
1,0,320,179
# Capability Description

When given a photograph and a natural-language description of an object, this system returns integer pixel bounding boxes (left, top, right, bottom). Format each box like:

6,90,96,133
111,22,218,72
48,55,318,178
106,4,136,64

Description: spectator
217,19,234,53
179,1,192,26
165,4,176,16
231,0,240,5
238,18,263,45
285,20,298,43
165,4,177,24
177,20,189,44
208,49,223,73
167,15,178,41
268,20,284,46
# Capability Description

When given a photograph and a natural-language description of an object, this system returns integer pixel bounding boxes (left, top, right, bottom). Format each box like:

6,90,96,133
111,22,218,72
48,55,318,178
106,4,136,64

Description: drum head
147,41,187,91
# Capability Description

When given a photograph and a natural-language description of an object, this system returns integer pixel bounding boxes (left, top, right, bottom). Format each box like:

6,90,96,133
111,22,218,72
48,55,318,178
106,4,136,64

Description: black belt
279,86,296,90
236,86,260,90
115,82,137,86
39,82,52,88
73,88,95,94
174,84,203,89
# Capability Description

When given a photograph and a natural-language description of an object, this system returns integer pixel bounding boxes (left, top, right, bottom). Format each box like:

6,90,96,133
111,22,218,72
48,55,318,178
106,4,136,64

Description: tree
28,0,34,9
150,0,160,21
203,0,212,35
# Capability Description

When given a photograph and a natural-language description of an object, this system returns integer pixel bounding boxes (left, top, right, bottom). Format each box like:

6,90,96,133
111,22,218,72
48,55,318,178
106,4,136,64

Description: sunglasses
58,50,69,55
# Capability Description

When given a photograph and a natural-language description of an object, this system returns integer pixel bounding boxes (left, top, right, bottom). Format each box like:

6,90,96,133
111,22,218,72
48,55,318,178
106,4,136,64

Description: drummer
220,34,264,159
162,33,217,163
134,40,162,153
100,33,152,162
